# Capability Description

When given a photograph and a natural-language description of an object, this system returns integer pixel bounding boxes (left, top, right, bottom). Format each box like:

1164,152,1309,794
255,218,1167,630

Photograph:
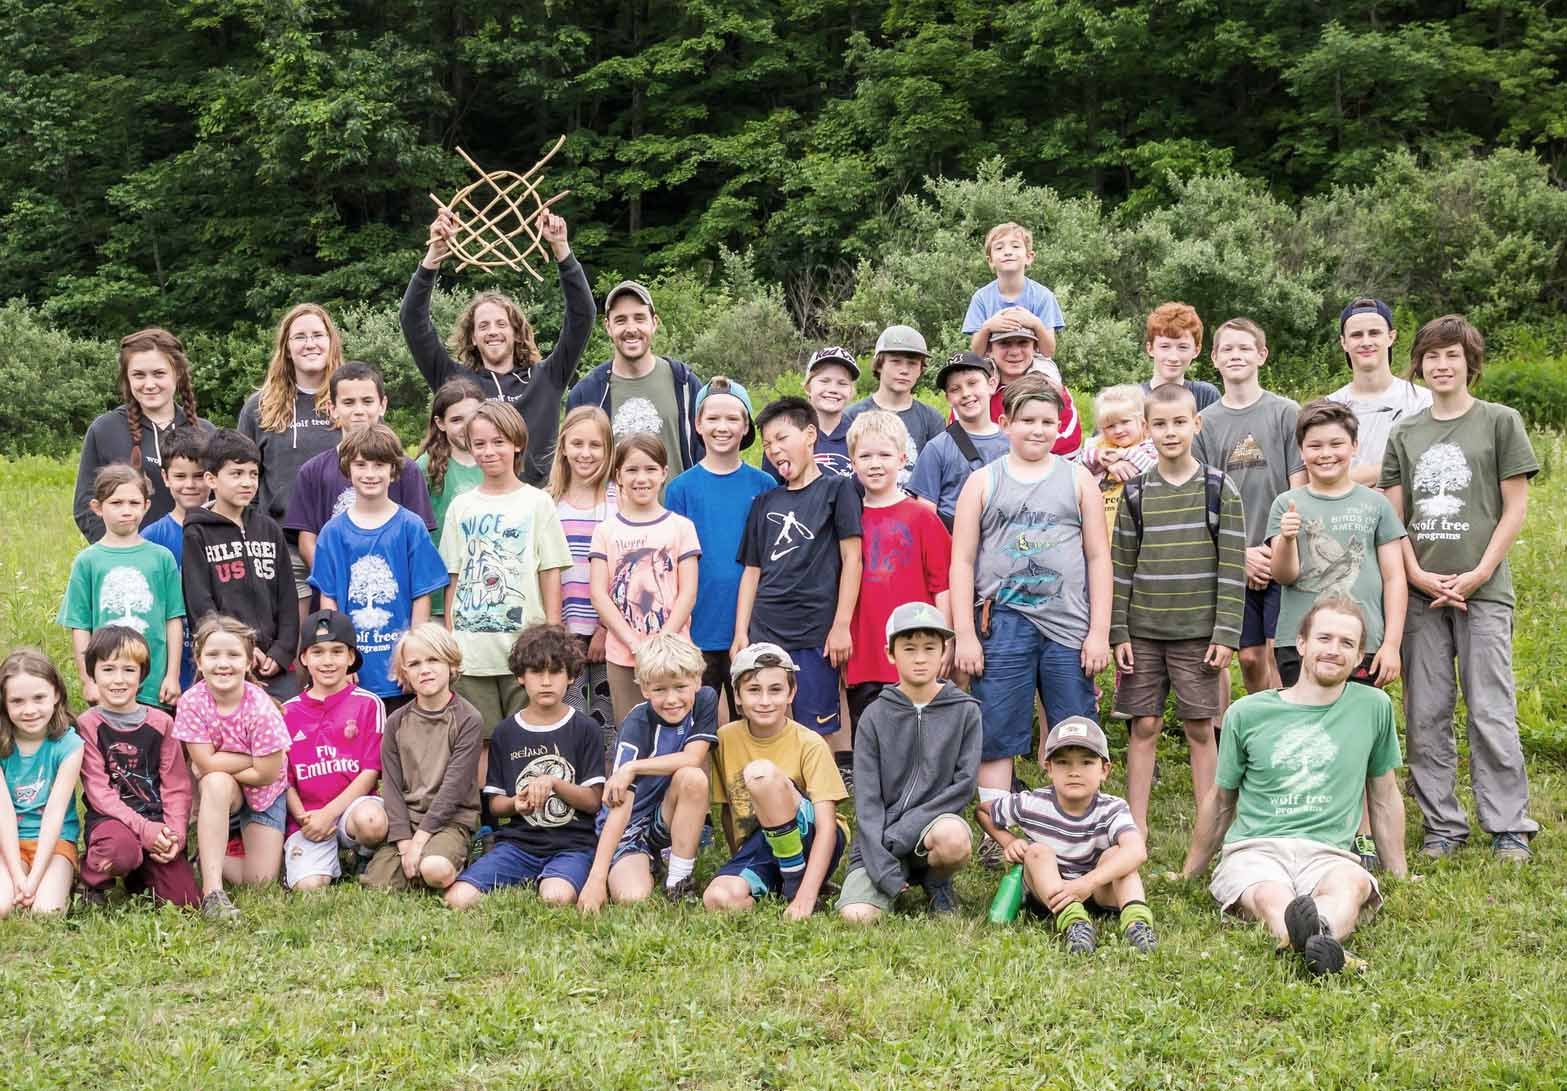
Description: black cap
935,350,996,391
299,610,363,674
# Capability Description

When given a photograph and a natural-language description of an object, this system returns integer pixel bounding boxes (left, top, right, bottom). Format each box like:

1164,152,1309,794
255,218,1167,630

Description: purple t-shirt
282,448,437,536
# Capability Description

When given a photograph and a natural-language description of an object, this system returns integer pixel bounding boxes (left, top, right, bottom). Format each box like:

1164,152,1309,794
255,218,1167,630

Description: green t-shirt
1217,685,1401,848
610,357,687,475
1378,399,1538,607
418,453,484,615
1266,484,1405,653
58,541,185,705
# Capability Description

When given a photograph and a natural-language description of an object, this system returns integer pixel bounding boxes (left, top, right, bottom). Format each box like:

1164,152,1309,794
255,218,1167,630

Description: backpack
945,420,985,468
1122,464,1225,546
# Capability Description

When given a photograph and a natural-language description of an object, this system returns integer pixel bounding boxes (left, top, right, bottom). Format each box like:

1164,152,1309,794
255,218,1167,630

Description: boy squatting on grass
578,633,718,911
977,717,1156,954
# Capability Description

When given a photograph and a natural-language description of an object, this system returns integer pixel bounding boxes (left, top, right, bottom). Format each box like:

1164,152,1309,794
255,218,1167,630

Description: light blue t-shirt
962,277,1066,335
3,731,84,843
308,507,449,697
143,514,197,689
665,462,775,650
908,428,1011,523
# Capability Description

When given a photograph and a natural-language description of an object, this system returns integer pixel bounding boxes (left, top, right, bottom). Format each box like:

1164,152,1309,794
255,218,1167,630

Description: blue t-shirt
143,514,197,689
908,428,1011,522
3,731,84,843
666,463,775,650
962,277,1066,335
597,687,719,835
308,507,449,697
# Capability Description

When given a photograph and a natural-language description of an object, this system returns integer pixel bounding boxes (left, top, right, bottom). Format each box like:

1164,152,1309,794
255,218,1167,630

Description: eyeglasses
289,333,330,345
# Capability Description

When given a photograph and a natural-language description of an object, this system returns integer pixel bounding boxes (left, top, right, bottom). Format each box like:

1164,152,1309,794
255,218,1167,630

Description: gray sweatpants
1402,596,1537,844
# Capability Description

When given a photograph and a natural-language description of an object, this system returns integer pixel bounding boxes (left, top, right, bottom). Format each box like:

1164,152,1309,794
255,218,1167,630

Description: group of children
2,222,1538,951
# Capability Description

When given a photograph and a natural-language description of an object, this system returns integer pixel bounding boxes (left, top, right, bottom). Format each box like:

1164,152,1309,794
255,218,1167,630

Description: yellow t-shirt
710,719,848,840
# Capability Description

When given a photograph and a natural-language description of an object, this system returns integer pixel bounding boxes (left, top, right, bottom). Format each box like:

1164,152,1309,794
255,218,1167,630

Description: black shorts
701,651,735,717
1240,582,1281,649
1274,647,1379,688
846,682,888,729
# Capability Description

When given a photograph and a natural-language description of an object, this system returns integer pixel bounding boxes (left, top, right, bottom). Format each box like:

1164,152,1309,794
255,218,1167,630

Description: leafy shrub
1478,356,1567,431
0,300,117,457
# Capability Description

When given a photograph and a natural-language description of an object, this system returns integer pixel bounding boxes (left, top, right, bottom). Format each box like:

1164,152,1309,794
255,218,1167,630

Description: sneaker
1300,933,1347,976
201,890,240,923
835,761,855,795
923,877,959,915
979,835,1005,871
662,876,698,903
1421,837,1464,859
1124,919,1158,954
1353,834,1381,872
1492,833,1532,863
1283,894,1328,953
74,883,108,911
1063,919,1098,954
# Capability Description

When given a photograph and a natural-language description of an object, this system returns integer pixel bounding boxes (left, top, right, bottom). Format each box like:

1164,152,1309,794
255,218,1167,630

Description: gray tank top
974,456,1090,645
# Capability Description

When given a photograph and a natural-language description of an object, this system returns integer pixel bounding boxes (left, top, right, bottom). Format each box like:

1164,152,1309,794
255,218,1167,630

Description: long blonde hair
547,406,613,502
256,303,345,433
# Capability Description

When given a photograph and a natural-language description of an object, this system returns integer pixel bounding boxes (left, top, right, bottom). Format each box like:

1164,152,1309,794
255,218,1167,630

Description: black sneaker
74,882,108,912
1284,894,1328,954
1124,919,1158,954
1063,919,1098,954
662,876,698,903
1353,834,1381,872
979,835,1005,871
923,877,959,915
1301,933,1347,976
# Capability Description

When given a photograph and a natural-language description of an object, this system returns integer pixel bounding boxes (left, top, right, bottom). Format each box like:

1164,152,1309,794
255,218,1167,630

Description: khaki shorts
360,824,471,892
1210,836,1381,915
1115,637,1220,720
288,541,313,601
836,814,971,913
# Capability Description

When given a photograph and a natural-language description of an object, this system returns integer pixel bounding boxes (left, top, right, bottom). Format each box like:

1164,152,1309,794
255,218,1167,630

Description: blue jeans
971,606,1098,761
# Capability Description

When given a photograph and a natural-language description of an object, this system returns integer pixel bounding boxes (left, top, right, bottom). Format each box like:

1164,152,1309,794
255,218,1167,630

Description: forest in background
2,0,1566,449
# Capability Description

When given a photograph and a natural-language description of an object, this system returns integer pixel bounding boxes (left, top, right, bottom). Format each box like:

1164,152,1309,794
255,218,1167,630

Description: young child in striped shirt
1109,383,1246,836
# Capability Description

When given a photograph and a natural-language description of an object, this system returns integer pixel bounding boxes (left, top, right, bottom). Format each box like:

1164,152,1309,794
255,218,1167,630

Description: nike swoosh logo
816,714,837,724
770,546,800,561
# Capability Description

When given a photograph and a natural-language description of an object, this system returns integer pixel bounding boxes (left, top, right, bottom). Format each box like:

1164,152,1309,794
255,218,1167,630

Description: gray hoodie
848,681,982,897
237,386,341,523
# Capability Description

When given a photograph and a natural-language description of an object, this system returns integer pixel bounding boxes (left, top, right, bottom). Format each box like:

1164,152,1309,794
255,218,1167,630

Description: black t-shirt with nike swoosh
739,473,863,649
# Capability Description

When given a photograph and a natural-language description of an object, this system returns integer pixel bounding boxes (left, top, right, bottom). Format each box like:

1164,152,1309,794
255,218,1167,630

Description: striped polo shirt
989,787,1137,879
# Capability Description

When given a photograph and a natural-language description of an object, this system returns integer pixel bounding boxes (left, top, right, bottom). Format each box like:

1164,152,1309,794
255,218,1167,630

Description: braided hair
416,378,486,496
117,328,200,469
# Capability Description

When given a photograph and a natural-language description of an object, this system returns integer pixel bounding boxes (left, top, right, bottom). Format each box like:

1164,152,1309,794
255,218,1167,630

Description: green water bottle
988,864,1025,924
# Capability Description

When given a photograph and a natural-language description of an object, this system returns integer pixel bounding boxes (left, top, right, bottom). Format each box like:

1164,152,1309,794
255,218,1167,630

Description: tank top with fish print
973,456,1090,646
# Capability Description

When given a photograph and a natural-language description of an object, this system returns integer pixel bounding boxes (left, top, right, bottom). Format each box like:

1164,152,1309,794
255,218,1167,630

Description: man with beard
567,281,704,475
1181,596,1408,976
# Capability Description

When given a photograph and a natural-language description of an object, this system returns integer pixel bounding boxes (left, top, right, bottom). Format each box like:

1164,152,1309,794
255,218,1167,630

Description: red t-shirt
847,498,953,685
985,385,1084,458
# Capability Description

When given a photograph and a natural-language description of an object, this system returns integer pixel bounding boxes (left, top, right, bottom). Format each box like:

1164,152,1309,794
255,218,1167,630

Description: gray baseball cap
1043,716,1110,761
604,279,655,313
884,601,955,647
991,325,1037,343
805,345,861,381
874,324,930,358
729,642,799,682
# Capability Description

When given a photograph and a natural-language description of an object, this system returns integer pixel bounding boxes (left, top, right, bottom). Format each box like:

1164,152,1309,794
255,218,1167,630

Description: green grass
3,452,1567,1090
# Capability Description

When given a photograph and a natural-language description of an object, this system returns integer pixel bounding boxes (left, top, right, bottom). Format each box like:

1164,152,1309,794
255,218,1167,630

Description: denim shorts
454,841,594,894
970,606,1097,761
228,791,288,835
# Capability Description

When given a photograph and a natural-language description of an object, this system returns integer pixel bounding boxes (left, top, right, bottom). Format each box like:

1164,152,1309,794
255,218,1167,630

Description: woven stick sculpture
429,136,571,280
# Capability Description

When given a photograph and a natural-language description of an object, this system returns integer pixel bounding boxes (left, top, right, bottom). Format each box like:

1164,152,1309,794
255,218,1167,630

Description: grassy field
3,451,1567,1090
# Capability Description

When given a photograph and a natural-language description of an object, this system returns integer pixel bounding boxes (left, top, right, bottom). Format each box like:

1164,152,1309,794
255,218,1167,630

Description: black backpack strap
1123,474,1145,545
1203,464,1224,545
946,420,984,468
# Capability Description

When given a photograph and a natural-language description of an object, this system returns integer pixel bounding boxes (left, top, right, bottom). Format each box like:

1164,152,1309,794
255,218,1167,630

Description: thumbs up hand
1278,500,1301,541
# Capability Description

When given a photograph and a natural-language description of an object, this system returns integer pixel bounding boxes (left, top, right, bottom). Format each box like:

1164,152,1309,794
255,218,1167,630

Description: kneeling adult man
1181,596,1408,975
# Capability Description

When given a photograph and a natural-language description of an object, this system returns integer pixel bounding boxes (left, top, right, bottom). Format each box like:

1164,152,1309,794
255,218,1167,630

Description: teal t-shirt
3,731,84,843
58,541,184,706
418,453,484,616
1266,484,1405,653
1217,685,1401,848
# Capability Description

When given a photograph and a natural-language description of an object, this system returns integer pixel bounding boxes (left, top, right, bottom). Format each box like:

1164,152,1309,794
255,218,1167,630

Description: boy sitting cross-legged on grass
444,624,606,909
837,602,980,923
361,624,483,893
577,633,718,911
704,644,849,920
978,717,1156,954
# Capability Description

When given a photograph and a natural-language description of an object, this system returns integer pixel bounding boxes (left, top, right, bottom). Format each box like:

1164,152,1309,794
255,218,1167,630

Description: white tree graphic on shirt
99,567,153,633
1269,724,1338,798
347,555,397,631
1412,442,1471,517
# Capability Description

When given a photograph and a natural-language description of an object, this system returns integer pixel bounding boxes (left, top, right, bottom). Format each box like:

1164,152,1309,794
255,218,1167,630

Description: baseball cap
884,601,955,648
729,642,799,682
604,280,655,314
1042,716,1110,761
991,326,1038,343
805,345,861,382
299,609,364,674
1338,297,1394,333
874,324,930,358
694,376,757,450
935,350,996,392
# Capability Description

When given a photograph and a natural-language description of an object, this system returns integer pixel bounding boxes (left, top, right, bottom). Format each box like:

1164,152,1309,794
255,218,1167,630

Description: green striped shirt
1109,465,1246,647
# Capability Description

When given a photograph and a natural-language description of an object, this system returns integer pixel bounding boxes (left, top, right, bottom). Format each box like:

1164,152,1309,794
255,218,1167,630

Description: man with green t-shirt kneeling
1180,596,1408,976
